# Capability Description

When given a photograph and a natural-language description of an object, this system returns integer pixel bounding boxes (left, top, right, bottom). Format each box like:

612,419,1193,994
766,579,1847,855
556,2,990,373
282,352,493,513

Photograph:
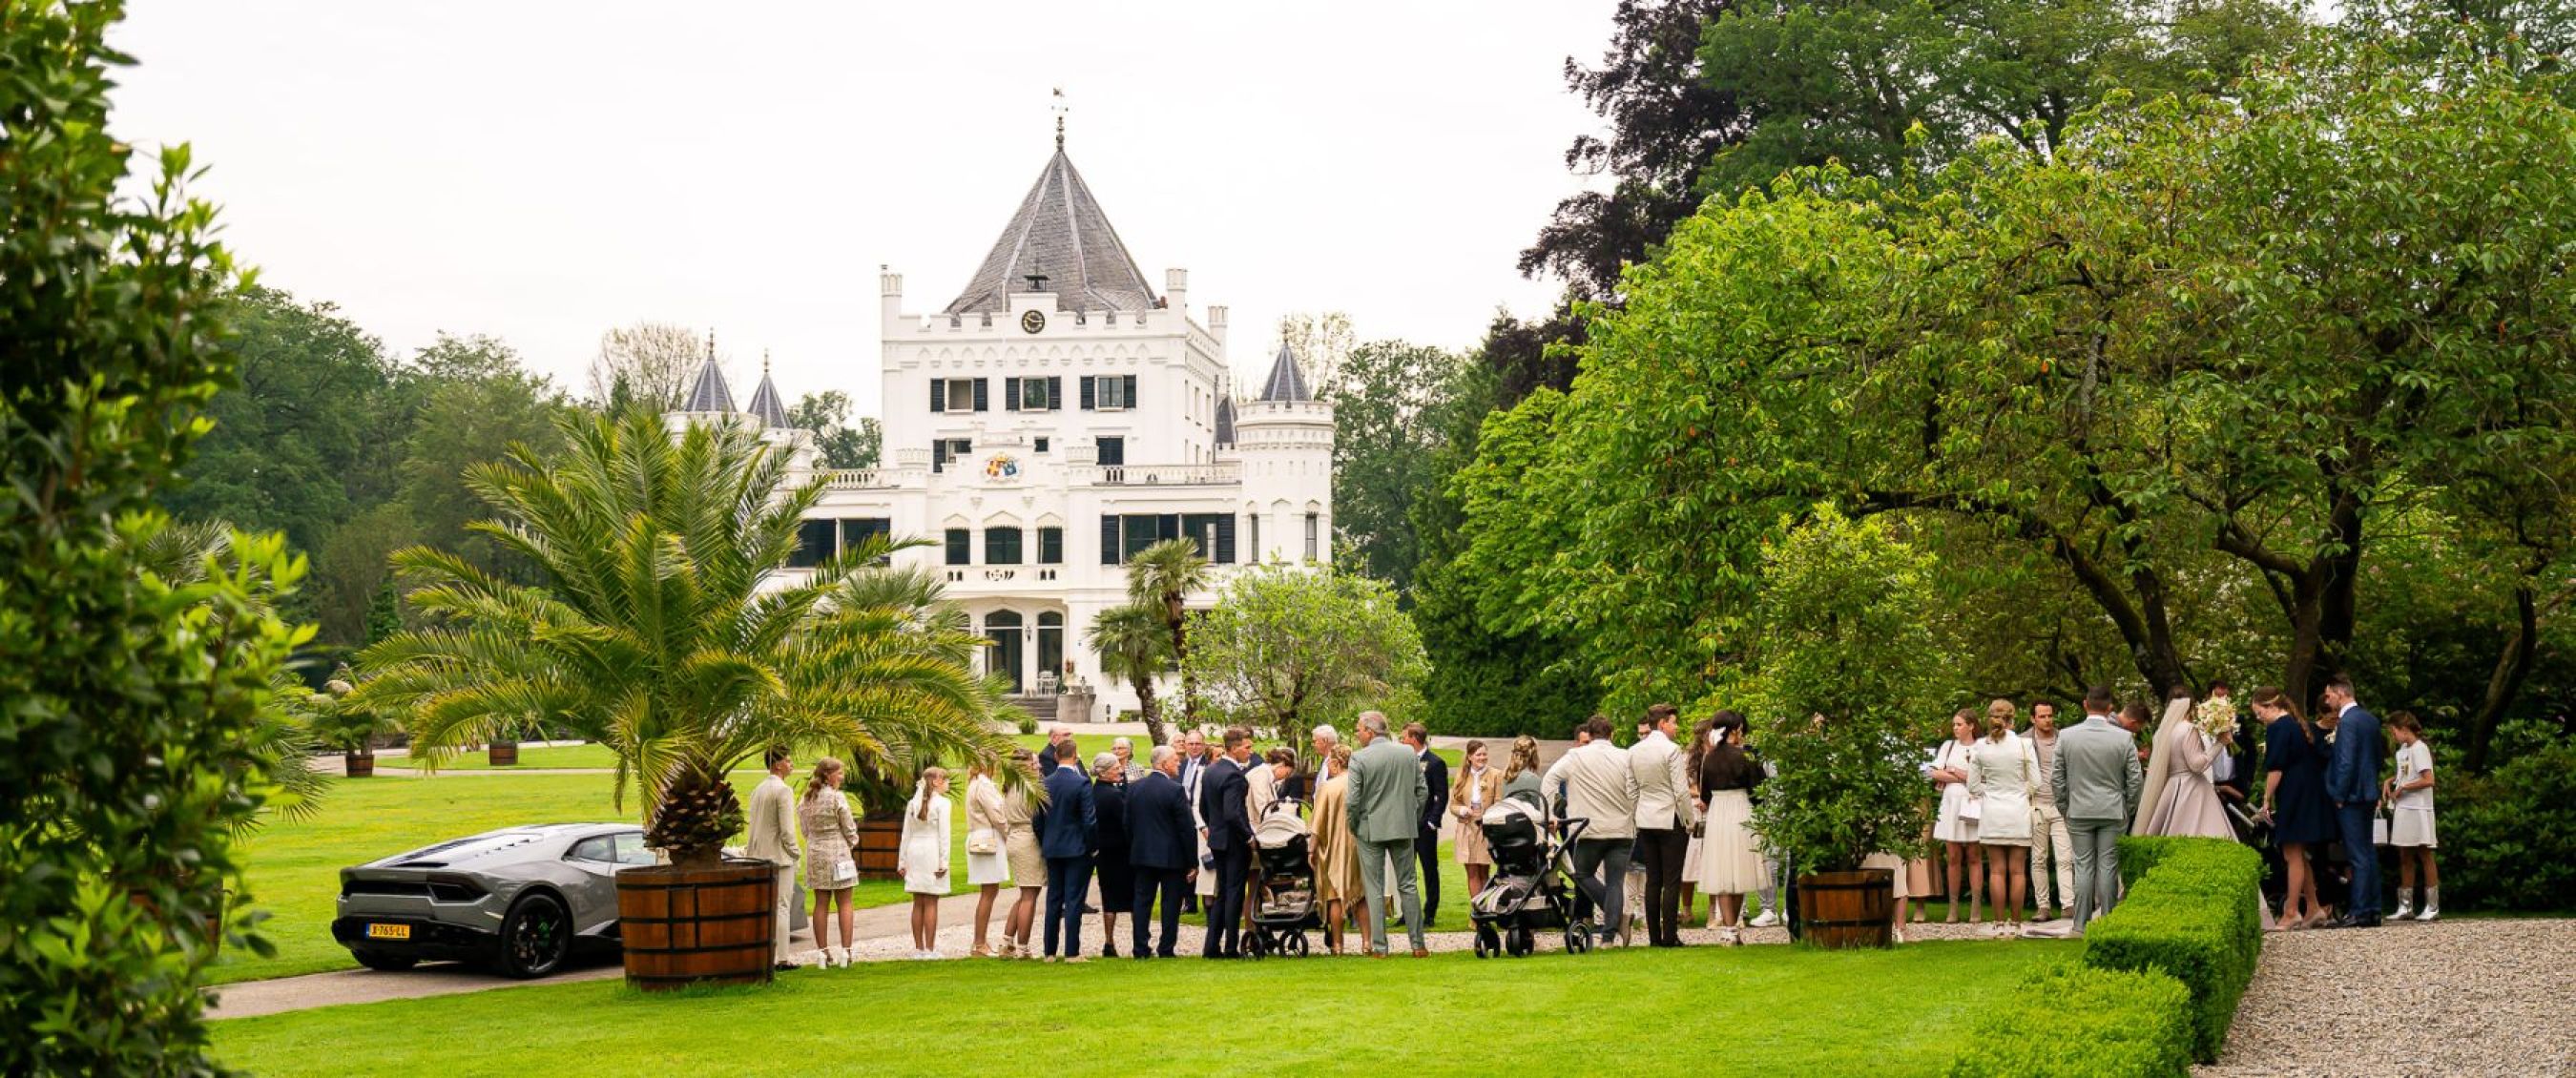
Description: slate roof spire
1257,343,1315,403
681,330,737,414
744,350,791,428
944,144,1157,316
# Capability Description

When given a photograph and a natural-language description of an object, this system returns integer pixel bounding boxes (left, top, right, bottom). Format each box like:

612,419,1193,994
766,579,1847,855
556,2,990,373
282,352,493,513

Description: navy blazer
1198,757,1252,852
2326,705,2383,805
1124,771,1197,871
1036,764,1097,858
1092,778,1131,853
1417,749,1450,833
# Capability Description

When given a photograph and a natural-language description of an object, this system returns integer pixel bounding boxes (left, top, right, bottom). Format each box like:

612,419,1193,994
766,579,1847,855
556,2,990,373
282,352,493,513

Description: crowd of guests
736,672,2441,966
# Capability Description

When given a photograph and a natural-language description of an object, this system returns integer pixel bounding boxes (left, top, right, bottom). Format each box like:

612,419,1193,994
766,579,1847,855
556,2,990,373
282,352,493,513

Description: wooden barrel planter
487,741,519,767
854,816,904,881
1796,868,1895,949
343,751,375,778
615,860,778,990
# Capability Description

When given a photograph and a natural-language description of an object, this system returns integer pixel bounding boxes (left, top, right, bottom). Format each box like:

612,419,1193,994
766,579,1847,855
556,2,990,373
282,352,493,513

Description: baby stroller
1246,799,1319,959
1468,790,1601,958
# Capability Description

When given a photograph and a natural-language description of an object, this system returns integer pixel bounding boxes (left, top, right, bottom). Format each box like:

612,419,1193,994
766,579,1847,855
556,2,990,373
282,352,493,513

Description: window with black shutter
840,518,892,565
1099,516,1120,565
1080,376,1095,410
1047,376,1063,412
1005,377,1021,411
929,379,946,412
986,527,1023,565
1096,436,1125,466
945,528,971,566
1034,437,1049,454
1216,514,1236,563
932,441,946,472
1119,513,1179,563
1123,374,1138,410
791,519,836,569
1304,512,1319,560
971,378,989,412
1038,527,1064,565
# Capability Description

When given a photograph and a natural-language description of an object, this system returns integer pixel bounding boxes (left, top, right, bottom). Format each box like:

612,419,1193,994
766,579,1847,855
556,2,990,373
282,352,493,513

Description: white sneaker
1750,909,1781,928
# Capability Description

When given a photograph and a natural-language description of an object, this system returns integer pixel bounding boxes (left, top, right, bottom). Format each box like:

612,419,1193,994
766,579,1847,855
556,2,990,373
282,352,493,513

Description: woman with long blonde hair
799,757,860,966
1965,700,2035,935
963,758,1010,957
900,767,953,959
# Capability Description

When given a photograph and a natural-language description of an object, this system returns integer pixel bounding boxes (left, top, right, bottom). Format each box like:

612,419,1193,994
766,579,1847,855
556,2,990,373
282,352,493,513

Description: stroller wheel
1247,931,1268,961
1506,925,1533,958
1566,925,1593,954
1287,933,1309,958
1474,923,1500,959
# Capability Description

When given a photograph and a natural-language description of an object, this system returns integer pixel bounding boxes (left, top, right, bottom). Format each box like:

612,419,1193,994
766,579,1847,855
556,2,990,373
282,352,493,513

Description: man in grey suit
744,745,800,970
1344,711,1430,957
2054,686,2143,932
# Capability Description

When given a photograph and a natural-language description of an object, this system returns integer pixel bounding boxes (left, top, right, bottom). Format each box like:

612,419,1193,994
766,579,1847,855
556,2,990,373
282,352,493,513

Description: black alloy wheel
497,892,571,979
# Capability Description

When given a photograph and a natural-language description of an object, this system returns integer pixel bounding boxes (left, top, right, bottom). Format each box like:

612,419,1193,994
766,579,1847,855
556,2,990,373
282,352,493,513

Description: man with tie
1402,721,1449,924
1629,703,1694,947
1036,746,1097,962
1176,730,1209,913
2321,674,2385,928
1124,745,1197,958
1347,712,1431,957
1196,727,1255,958
2055,686,2145,932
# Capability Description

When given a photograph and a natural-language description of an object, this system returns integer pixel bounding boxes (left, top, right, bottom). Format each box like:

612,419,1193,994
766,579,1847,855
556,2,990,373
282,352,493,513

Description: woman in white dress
900,767,952,960
1965,699,2036,936
963,760,1010,957
1930,710,1984,923
2384,712,2440,921
1695,712,1769,943
1678,720,1714,925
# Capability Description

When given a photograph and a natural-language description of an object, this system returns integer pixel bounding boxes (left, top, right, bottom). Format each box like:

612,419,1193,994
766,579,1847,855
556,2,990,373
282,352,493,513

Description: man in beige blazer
745,746,800,969
1629,704,1694,947
1543,715,1639,946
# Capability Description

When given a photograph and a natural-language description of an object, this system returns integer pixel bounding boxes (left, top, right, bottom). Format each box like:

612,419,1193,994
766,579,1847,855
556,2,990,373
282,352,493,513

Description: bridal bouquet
2194,695,2239,740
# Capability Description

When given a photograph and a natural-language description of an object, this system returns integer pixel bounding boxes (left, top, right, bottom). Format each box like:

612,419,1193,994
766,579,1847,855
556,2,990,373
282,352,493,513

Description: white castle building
672,136,1335,721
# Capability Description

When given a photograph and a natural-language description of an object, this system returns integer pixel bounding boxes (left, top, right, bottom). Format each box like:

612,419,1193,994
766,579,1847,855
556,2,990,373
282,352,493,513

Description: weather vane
1052,87,1068,149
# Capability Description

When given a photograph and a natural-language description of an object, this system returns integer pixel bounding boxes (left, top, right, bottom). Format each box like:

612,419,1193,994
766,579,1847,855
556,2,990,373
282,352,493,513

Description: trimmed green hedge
2113,835,2191,886
2083,839,2265,1064
1946,962,2195,1078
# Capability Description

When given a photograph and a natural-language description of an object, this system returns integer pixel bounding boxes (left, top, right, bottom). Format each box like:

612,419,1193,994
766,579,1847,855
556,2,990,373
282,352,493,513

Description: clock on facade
1020,309,1046,334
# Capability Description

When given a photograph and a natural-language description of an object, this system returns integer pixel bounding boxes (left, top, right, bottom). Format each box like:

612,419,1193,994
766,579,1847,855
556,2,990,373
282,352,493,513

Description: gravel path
2198,918,2576,1078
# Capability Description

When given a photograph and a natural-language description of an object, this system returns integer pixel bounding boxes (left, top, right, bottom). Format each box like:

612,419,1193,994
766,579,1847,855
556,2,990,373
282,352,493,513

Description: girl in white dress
1930,710,1984,923
964,762,1010,957
2384,712,2440,921
900,768,952,959
1965,699,2036,936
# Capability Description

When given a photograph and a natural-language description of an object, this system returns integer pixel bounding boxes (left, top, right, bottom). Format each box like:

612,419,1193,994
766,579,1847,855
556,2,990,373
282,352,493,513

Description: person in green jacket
1344,711,1430,956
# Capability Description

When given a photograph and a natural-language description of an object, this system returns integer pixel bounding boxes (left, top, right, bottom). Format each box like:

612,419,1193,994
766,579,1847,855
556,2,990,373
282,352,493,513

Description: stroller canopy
1255,802,1310,850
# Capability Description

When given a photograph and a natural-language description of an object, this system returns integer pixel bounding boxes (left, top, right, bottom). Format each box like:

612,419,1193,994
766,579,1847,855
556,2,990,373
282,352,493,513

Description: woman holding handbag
1965,700,2035,937
1931,709,1984,923
1448,740,1505,897
799,757,862,966
964,759,1010,957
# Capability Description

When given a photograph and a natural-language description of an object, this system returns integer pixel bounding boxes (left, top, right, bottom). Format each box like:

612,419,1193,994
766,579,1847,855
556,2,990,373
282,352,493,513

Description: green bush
2082,840,2264,1063
2115,835,2190,886
2440,740,2576,912
1947,961,2195,1078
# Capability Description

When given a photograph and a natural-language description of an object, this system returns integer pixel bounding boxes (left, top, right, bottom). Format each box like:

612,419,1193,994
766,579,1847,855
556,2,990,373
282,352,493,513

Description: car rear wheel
497,892,571,979
352,949,418,972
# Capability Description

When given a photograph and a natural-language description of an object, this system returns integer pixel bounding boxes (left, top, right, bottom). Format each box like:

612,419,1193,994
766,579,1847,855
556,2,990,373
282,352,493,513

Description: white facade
681,142,1334,720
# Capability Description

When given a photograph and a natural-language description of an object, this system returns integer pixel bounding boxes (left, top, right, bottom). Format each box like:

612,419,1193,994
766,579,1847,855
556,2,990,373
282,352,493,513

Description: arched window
984,611,1025,694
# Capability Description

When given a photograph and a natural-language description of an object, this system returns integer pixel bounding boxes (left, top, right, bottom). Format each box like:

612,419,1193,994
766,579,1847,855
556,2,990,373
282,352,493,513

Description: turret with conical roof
944,146,1158,316
678,331,737,415
744,350,792,429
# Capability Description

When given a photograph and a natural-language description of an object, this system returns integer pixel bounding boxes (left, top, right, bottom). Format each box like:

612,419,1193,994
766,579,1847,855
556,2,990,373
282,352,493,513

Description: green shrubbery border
1949,837,2264,1076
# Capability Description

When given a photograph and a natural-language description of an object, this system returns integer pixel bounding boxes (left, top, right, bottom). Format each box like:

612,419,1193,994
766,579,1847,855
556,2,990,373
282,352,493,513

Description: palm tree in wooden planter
1120,537,1210,746
353,410,1018,988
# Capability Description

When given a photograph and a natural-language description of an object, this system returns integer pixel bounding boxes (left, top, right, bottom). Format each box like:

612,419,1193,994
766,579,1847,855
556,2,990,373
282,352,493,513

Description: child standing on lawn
2384,712,2440,922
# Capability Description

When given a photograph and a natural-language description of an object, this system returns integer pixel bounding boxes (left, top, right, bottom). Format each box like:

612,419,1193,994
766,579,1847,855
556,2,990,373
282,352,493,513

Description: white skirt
1681,830,1706,884
1933,783,1980,844
903,834,949,895
1697,790,1770,897
966,846,1010,887
2391,809,2437,848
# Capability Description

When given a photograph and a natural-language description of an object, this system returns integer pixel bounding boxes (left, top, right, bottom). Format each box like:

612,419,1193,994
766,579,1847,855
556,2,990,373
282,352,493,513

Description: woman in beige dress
799,757,861,967
964,760,1010,957
999,749,1045,959
1448,740,1504,896
1308,744,1362,954
2136,696,2233,840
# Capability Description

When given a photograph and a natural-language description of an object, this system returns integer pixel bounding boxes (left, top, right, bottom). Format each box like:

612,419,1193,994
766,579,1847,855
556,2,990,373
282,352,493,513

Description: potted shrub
485,739,518,767
354,411,1018,988
305,670,390,777
1742,507,1946,948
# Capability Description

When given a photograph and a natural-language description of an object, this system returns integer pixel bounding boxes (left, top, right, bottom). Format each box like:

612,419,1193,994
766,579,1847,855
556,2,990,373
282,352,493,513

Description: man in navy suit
1402,721,1449,924
1037,750,1098,961
2321,674,2385,928
1197,727,1255,958
1124,745,1197,958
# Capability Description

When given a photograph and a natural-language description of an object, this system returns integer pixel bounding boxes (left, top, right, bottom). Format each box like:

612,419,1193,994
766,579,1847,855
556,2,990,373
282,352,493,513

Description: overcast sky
110,2,1614,417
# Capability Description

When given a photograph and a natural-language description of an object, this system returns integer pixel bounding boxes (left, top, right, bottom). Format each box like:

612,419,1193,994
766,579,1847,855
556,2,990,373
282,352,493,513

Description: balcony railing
818,468,896,489
1089,462,1241,487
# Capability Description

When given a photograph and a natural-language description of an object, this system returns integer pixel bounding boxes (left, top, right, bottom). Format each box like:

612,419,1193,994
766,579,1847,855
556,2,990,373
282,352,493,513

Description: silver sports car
332,823,654,978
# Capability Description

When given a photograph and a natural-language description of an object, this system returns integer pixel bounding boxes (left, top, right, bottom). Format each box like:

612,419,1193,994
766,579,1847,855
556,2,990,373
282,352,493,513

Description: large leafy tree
1327,340,1478,594
353,410,1016,864
1186,566,1430,739
2,1,305,1068
788,390,883,470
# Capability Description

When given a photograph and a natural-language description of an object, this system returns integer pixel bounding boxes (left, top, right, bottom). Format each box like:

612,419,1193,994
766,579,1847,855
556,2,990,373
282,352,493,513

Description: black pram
1468,790,1603,957
1246,799,1319,959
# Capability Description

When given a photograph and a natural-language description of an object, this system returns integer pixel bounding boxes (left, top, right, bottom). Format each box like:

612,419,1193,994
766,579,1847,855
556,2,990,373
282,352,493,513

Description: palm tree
1124,536,1211,734
353,409,1016,866
1090,603,1176,745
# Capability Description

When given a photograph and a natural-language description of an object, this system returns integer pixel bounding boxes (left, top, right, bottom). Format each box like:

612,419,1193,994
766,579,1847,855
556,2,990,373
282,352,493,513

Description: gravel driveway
2197,918,2576,1078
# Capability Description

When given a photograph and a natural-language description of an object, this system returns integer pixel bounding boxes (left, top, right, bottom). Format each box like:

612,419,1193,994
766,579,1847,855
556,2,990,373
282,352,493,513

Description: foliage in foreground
0,1,303,1070
1946,962,2196,1078
352,410,1015,864
2083,839,2266,1063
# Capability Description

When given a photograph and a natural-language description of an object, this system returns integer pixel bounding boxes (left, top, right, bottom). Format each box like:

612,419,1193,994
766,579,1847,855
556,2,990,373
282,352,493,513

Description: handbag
1960,796,1984,821
831,858,857,885
966,827,1000,856
2371,804,2391,847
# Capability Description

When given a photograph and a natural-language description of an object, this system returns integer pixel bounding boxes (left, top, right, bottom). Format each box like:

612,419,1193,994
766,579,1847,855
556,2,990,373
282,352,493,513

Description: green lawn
375,743,630,771
212,939,2071,1075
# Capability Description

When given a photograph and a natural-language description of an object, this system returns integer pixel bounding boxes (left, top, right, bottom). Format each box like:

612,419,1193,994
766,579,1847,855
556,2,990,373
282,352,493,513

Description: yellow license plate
365,923,410,941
